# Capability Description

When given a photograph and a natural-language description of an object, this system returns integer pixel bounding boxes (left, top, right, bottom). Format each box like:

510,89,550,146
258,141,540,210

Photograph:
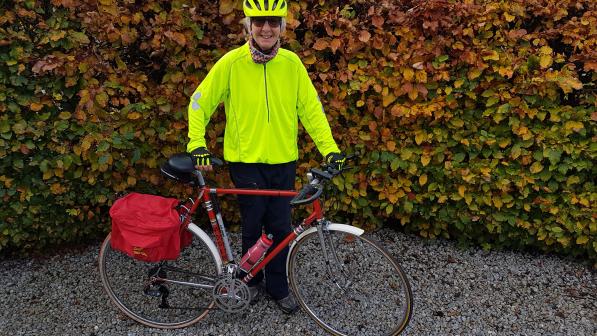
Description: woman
187,0,345,313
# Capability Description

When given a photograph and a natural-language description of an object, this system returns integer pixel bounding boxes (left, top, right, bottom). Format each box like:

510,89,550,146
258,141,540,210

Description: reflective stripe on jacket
187,42,339,164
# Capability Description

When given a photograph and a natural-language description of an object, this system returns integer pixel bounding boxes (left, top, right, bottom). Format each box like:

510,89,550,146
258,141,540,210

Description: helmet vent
244,0,253,9
280,1,286,9
254,0,261,10
272,0,278,10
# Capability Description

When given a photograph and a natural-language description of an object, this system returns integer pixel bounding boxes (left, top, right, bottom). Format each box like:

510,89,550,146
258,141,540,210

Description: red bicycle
98,153,413,335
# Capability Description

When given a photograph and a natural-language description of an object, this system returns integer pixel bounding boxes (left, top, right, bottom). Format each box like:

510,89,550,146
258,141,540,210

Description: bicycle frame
181,182,325,283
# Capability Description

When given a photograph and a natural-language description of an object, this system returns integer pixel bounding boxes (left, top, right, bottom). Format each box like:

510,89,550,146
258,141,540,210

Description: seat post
193,171,206,187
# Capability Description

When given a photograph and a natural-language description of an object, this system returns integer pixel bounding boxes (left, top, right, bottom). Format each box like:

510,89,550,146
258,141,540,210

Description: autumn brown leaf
412,62,424,70
386,141,396,151
219,0,235,15
372,16,384,28
383,93,396,107
508,29,527,39
172,122,186,130
49,31,66,42
403,68,414,81
330,38,342,53
32,57,61,74
303,54,316,65
127,112,141,120
584,61,597,72
164,31,187,46
30,103,43,111
358,30,371,43
313,39,329,51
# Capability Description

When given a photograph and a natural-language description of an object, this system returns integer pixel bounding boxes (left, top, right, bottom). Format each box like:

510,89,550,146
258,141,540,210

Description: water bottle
239,233,273,272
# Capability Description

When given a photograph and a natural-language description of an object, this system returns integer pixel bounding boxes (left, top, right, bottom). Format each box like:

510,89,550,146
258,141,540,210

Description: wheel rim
289,230,413,336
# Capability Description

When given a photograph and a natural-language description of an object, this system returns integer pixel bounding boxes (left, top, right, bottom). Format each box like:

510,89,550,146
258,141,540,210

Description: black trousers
229,161,296,300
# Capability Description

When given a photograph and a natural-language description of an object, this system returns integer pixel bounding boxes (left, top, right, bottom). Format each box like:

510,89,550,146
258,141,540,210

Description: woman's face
251,17,282,52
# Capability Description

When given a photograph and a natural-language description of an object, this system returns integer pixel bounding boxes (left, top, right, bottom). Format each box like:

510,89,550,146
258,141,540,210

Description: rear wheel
288,227,413,335
98,232,220,328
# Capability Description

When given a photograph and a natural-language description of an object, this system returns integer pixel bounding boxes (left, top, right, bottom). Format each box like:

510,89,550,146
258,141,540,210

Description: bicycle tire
98,231,220,328
288,226,413,335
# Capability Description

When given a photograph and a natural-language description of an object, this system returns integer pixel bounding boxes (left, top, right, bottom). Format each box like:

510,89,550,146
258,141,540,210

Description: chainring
212,276,251,313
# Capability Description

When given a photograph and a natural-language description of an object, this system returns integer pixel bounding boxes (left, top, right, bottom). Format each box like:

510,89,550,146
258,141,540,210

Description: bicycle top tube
208,187,298,198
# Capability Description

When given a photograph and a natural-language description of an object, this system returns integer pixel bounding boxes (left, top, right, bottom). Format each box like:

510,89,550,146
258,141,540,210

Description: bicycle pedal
144,284,168,298
144,287,162,297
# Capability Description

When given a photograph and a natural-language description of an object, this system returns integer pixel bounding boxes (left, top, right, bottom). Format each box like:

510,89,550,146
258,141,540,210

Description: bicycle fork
315,222,352,291
315,223,370,308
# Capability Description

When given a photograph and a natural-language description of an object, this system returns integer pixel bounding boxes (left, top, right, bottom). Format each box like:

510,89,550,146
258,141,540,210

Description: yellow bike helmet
243,0,287,17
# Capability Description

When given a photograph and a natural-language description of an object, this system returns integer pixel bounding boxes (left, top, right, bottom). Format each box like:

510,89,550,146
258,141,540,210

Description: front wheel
288,226,413,335
98,231,220,328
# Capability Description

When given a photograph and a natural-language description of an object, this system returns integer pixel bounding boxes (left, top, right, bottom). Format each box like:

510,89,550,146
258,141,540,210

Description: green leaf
427,182,438,192
403,200,413,213
557,163,570,174
385,204,393,215
98,154,109,165
566,175,580,186
191,24,204,40
40,160,49,173
400,148,413,160
0,120,9,133
12,121,27,134
497,103,511,114
63,155,73,169
132,148,141,163
390,158,400,171
544,148,562,165
486,96,499,107
453,153,466,163
437,55,449,62
13,159,24,169
533,150,543,161
96,141,110,152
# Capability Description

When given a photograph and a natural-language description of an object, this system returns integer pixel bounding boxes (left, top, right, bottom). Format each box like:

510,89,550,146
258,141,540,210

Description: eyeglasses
251,17,282,28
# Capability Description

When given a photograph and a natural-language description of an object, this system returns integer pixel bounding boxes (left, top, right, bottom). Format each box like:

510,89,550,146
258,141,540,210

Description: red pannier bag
109,193,192,262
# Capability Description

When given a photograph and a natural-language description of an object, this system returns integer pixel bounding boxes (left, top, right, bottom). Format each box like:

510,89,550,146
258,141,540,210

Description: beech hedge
0,0,595,262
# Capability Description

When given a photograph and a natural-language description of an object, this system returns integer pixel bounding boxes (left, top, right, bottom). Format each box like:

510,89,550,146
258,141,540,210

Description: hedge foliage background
1,0,595,261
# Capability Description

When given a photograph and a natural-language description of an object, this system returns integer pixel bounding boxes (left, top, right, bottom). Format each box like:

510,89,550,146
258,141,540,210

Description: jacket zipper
263,64,270,123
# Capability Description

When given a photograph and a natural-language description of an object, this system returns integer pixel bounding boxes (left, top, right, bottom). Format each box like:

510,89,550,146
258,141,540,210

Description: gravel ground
1,229,595,336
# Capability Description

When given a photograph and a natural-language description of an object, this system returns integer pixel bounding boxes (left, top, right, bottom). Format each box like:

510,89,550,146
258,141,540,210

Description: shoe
275,293,299,314
248,285,260,304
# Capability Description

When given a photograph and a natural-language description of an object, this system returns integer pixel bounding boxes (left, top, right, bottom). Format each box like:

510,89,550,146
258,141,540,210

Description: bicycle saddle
168,153,195,173
160,153,195,184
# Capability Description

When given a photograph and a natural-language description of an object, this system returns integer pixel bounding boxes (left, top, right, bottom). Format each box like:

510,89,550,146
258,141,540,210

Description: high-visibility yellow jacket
187,42,339,164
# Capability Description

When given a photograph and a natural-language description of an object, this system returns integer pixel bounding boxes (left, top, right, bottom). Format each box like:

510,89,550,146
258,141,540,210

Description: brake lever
311,168,334,180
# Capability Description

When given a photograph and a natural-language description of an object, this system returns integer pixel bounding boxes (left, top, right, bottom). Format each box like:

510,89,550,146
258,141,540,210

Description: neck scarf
249,38,280,64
